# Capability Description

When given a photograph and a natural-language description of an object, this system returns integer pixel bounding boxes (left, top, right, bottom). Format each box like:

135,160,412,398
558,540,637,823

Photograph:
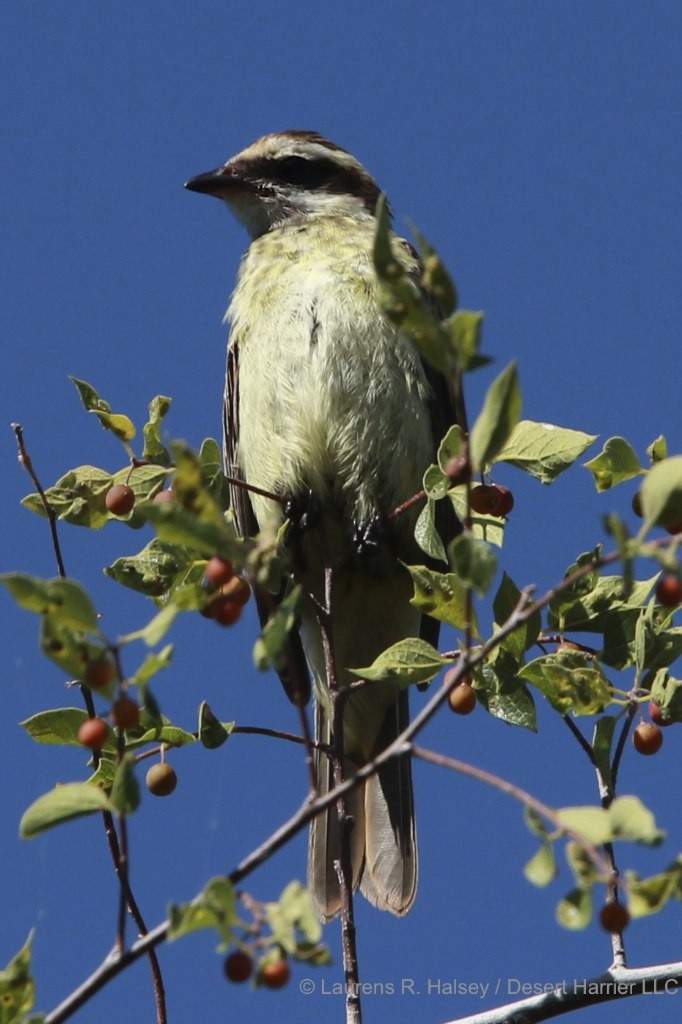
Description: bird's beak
184,168,232,197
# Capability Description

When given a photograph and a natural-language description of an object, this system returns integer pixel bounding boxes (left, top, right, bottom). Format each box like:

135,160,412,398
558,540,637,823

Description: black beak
184,168,232,196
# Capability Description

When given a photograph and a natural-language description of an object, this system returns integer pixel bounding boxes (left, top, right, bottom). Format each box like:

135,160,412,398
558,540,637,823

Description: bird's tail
308,687,417,921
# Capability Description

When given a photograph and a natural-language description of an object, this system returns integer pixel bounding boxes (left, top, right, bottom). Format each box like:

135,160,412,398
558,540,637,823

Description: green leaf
640,455,682,527
21,465,114,528
414,499,447,561
131,645,174,689
556,888,592,930
0,574,98,632
373,198,456,376
583,436,643,491
253,586,302,672
350,638,449,687
70,376,136,442
592,715,616,793
126,604,178,647
109,756,140,816
168,877,238,948
265,882,322,956
20,782,112,838
21,708,92,747
477,648,537,730
410,228,458,317
106,539,200,597
444,310,490,372
125,720,196,751
524,843,558,887
469,362,522,470
39,618,102,678
607,794,665,846
519,651,611,716
0,933,36,1022
495,420,597,483
22,464,169,530
493,573,541,659
627,861,682,918
142,395,172,465
649,669,682,723
647,435,668,463
406,564,478,634
557,796,664,847
565,840,599,888
449,534,498,596
199,702,234,749
199,437,231,509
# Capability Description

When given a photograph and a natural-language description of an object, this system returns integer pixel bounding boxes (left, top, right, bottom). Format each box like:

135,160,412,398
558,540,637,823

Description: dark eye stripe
275,156,338,188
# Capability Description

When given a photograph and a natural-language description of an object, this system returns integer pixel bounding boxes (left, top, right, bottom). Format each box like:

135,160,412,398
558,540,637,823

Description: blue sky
2,3,682,1023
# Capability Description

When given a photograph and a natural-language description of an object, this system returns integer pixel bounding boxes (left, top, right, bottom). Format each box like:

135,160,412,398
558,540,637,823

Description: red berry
111,697,140,730
211,596,243,627
469,484,514,518
78,717,110,750
105,483,136,516
224,951,253,984
84,656,116,691
648,701,673,727
260,959,290,990
146,762,177,796
153,489,175,504
632,722,663,756
656,575,682,608
218,576,251,607
205,556,235,588
664,520,682,535
599,902,630,934
631,491,643,518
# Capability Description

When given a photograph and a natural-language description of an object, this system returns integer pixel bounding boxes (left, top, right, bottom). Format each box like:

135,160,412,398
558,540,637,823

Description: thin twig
13,424,166,1023
44,536,675,1021
411,746,611,877
12,423,66,578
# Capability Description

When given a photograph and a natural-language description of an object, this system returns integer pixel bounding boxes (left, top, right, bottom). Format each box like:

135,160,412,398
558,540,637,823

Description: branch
441,960,682,1024
411,746,611,876
44,531,675,1021
12,423,66,578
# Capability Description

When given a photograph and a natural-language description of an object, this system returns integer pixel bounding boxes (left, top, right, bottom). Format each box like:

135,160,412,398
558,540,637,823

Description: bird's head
185,130,384,239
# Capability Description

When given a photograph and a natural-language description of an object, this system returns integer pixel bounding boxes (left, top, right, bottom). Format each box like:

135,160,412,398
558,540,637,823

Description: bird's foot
353,513,385,556
283,490,321,534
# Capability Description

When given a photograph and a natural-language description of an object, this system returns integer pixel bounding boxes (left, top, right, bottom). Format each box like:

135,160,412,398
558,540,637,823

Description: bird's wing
223,341,311,707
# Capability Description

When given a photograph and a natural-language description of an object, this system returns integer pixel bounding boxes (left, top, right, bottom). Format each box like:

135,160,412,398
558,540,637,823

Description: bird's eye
276,156,337,189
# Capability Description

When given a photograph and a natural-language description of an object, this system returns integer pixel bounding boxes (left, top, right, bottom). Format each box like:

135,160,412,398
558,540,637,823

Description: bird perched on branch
186,130,457,920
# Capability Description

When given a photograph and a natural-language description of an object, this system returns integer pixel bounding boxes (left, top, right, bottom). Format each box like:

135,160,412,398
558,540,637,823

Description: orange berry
84,656,116,691
105,484,136,516
111,697,140,730
152,489,175,504
146,763,177,796
632,722,663,756
599,902,630,934
78,717,110,750
260,959,290,990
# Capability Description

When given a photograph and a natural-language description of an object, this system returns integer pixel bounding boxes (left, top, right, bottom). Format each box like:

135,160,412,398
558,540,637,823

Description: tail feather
308,691,417,920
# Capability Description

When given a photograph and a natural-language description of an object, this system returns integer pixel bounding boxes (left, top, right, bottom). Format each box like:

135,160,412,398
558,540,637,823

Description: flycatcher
186,131,457,919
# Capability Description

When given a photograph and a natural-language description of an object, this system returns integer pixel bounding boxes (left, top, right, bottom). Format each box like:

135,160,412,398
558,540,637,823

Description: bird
185,130,458,920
